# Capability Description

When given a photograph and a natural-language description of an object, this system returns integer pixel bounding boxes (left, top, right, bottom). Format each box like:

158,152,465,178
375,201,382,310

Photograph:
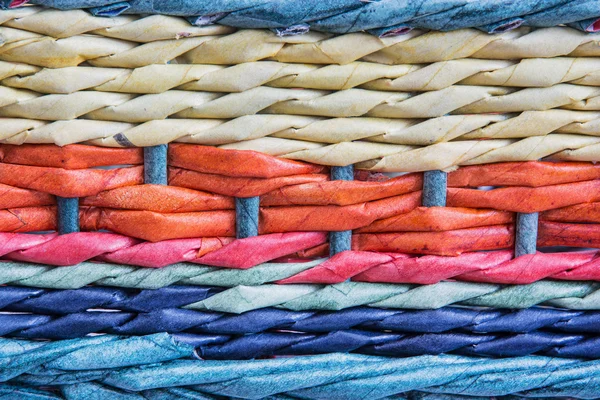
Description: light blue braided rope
1,334,600,398
19,0,600,35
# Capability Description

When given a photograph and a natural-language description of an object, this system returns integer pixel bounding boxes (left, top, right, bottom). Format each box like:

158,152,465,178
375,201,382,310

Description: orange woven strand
259,192,421,233
0,164,143,197
0,184,55,209
447,180,600,213
80,208,236,242
261,174,423,206
168,167,328,197
538,222,600,248
0,144,143,169
82,185,234,212
448,162,600,187
0,207,56,232
169,144,325,178
357,207,514,233
353,225,515,256
542,203,600,223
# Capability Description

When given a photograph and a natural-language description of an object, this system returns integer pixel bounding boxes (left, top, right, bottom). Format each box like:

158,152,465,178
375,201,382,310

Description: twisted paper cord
0,6,233,41
6,306,600,339
3,110,600,149
7,1,600,35
278,250,600,285
0,384,525,400
0,231,328,267
0,335,598,398
2,25,600,67
1,279,599,311
6,58,600,95
1,219,596,259
1,322,600,359
4,85,600,121
0,286,221,313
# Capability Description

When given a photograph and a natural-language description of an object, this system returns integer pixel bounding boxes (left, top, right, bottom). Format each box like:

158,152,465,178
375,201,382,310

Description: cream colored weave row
2,16,600,68
0,7,233,42
2,84,600,121
3,110,600,146
5,58,600,94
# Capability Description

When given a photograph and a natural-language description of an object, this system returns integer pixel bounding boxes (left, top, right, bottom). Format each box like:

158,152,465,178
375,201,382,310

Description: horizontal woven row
2,333,600,399
4,1,600,35
2,298,600,333
1,227,600,281
2,278,600,311
1,11,600,64
0,146,597,255
0,385,518,400
1,19,600,168
8,60,600,94
2,322,600,359
0,224,597,263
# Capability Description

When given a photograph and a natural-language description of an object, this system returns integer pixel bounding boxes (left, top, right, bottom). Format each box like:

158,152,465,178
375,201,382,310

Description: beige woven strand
2,20,600,67
6,58,600,94
3,85,600,121
3,110,600,146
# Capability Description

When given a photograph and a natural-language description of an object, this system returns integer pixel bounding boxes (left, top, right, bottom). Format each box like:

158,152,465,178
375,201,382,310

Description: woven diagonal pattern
2,4,600,399
4,305,600,337
1,282,600,312
5,2,600,35
1,333,600,398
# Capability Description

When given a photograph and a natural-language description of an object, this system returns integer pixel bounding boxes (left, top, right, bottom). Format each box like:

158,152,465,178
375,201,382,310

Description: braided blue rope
1,334,599,398
5,281,600,314
21,0,600,35
4,306,600,340
0,383,575,400
0,286,220,313
3,321,600,359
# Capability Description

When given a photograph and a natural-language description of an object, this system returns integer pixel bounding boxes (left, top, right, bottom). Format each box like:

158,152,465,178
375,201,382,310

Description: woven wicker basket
1,1,600,399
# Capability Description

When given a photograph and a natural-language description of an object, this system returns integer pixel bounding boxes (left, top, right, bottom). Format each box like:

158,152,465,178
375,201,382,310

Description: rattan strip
1,303,599,335
3,23,600,67
0,248,600,285
4,85,600,121
1,264,599,310
0,334,598,398
6,59,600,93
1,310,600,359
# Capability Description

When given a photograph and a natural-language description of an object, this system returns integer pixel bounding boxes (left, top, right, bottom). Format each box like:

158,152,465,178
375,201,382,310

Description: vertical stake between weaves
236,197,260,238
329,165,354,256
422,168,537,258
144,145,168,185
57,197,80,234
422,170,447,207
515,212,538,257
